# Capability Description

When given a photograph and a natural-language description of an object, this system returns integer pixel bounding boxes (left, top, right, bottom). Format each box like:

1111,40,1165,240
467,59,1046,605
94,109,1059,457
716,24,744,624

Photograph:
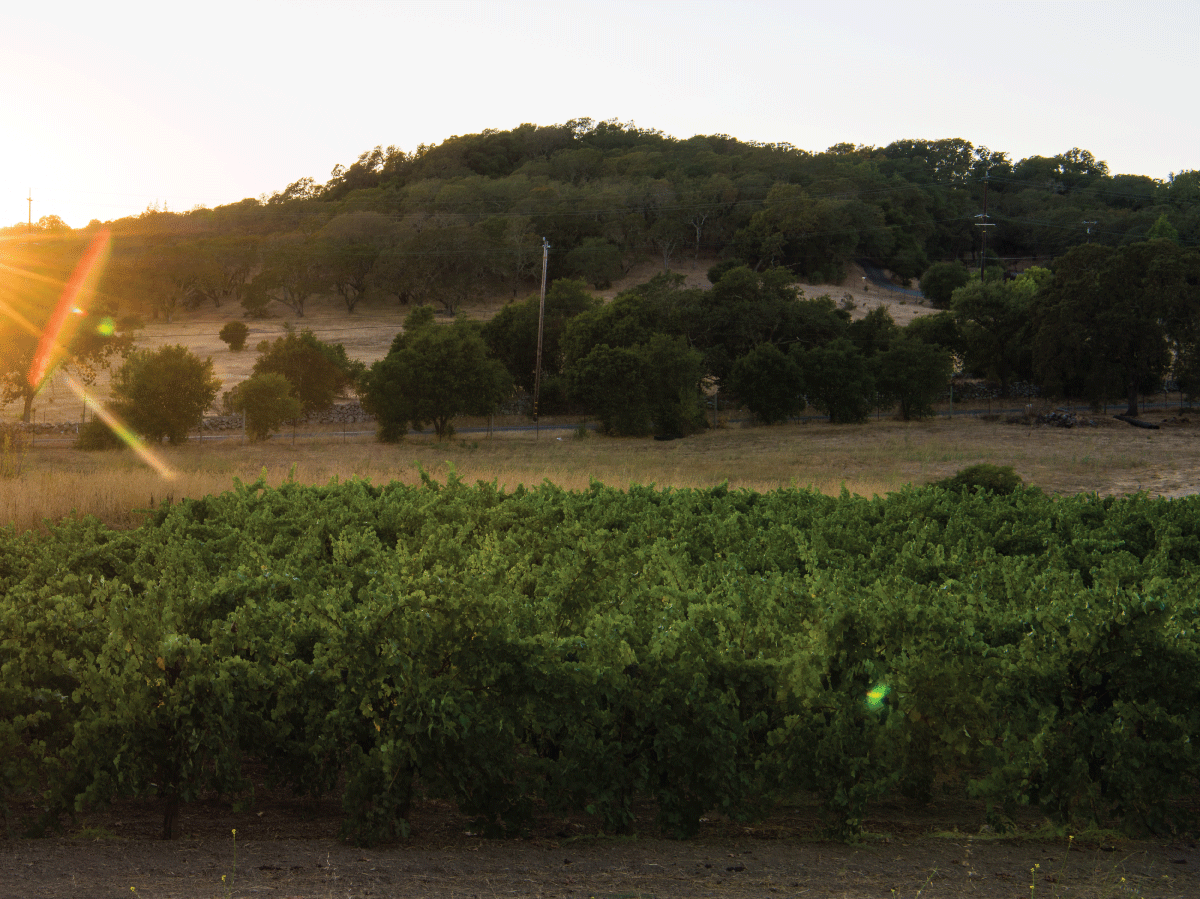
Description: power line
975,174,996,276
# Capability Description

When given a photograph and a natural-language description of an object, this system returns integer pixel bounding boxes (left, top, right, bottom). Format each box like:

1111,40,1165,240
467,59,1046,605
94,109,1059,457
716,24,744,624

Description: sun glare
65,374,177,481
28,228,111,390
1,229,176,480
0,295,44,342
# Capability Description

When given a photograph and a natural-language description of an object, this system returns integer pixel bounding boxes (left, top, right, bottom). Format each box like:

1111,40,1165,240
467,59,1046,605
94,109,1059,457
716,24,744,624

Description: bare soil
3,790,1197,899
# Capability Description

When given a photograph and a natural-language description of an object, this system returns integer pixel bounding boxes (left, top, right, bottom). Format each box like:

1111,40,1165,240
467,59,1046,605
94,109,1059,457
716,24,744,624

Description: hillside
2,252,934,427
3,120,1194,431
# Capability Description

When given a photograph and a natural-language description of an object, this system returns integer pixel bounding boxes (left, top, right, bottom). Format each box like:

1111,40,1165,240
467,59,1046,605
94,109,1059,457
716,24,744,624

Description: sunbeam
28,229,111,390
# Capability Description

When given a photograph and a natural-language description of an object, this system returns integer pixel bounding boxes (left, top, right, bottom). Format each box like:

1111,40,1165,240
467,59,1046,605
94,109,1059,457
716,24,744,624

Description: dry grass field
5,258,1197,534
3,412,1199,534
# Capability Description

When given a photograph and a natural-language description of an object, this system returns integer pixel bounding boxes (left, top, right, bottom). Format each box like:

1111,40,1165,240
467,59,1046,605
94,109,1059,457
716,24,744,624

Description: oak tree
109,345,221,444
361,309,512,440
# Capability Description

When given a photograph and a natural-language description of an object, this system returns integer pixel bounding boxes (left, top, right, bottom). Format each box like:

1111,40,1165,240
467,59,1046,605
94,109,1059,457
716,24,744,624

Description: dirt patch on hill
600,258,935,326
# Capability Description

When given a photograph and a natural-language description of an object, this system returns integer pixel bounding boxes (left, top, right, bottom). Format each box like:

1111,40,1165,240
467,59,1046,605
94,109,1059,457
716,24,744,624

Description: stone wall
199,402,376,431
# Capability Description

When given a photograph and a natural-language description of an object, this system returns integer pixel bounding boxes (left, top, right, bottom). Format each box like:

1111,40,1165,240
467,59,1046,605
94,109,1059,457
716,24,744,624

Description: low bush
75,419,125,450
932,463,1023,495
218,321,250,351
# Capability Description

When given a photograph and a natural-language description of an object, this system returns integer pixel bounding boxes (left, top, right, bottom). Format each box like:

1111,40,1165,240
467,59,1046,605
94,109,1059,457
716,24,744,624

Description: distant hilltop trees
5,120,1194,323
5,120,1199,440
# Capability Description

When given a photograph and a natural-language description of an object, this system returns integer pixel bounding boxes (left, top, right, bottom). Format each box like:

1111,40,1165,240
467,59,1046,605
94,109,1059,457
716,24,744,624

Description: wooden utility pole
27,189,32,234
533,237,550,437
975,174,994,277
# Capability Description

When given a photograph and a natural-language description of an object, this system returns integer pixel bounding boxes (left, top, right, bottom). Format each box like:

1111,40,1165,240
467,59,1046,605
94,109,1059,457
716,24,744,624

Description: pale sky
3,0,1196,229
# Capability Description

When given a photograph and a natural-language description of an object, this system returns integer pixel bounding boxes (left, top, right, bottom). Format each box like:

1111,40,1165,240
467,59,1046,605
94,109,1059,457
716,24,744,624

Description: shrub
919,261,970,309
218,321,250,351
932,463,1023,495
706,258,746,285
230,373,302,441
75,419,125,451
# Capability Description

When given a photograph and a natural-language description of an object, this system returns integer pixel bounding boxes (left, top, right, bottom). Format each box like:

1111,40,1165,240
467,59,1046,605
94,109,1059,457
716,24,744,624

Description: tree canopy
360,309,513,440
799,339,875,423
950,270,1046,395
0,235,136,423
483,278,599,409
252,329,361,416
566,335,705,438
109,345,221,444
873,336,954,421
230,372,303,441
729,342,805,425
1031,241,1200,415
19,119,1191,332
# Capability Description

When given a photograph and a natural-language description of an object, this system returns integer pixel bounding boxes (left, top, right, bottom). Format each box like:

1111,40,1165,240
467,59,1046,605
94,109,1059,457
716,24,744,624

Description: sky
3,0,1196,229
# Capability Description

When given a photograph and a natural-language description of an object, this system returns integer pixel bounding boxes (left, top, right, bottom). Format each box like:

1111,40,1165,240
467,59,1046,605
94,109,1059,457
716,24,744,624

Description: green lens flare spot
866,684,891,710
97,316,115,336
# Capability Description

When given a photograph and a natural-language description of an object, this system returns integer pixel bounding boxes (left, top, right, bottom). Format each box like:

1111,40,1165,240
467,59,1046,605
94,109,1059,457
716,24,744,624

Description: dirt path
3,795,1197,898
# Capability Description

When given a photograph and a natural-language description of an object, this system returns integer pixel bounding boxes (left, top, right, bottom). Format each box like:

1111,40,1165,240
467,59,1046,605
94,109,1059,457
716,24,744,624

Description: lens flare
4,230,175,482
0,297,45,341
65,375,177,481
865,684,891,710
28,229,111,391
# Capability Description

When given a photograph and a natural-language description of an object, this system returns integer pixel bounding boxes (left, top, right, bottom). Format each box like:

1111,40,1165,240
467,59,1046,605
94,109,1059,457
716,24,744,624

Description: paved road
857,258,925,298
21,420,597,447
20,401,1193,448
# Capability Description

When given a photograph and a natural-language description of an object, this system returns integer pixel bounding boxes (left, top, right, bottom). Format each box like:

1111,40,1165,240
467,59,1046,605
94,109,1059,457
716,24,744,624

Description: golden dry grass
5,250,1187,533
4,414,1199,533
